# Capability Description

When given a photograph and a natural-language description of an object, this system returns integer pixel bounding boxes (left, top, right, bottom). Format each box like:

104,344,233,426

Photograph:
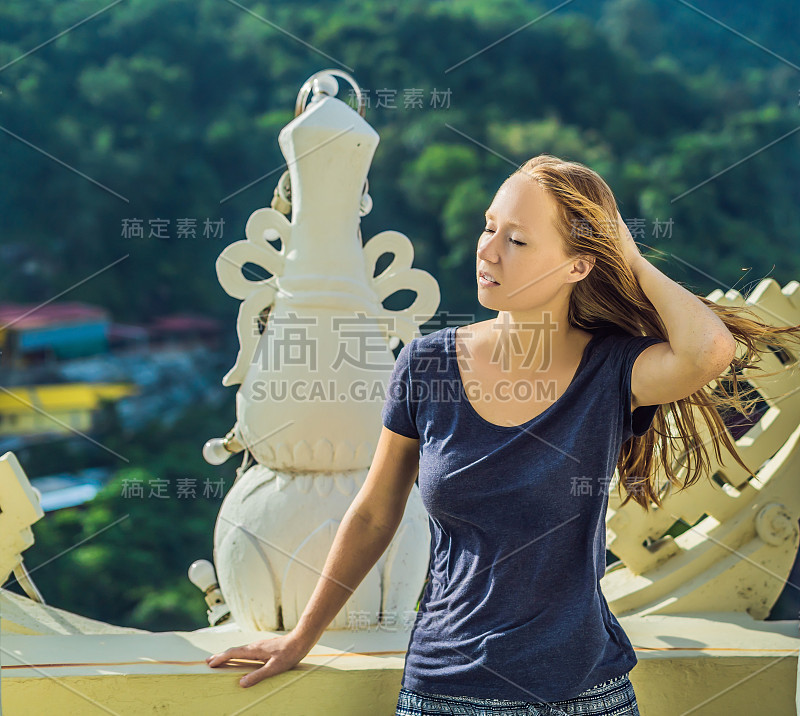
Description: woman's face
476,174,588,317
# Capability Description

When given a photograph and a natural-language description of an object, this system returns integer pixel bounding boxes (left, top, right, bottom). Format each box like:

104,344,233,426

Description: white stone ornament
208,70,439,631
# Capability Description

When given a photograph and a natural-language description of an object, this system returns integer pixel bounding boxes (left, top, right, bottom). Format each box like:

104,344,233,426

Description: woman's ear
569,255,595,282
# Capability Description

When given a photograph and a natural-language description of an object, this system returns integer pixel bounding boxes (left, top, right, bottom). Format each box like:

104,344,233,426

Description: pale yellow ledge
1,590,798,716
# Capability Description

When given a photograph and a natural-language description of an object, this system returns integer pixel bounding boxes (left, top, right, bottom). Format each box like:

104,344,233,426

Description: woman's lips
478,272,500,287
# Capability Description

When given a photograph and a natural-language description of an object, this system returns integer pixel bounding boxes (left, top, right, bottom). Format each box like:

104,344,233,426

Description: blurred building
0,383,138,439
0,302,111,367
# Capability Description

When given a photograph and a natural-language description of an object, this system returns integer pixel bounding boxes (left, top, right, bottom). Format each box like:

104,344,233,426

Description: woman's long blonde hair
512,154,800,511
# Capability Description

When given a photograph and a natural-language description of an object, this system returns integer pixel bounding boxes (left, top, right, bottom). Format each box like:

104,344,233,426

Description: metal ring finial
294,69,365,118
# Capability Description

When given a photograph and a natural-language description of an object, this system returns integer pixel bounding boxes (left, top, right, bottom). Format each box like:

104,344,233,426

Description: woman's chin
477,294,501,309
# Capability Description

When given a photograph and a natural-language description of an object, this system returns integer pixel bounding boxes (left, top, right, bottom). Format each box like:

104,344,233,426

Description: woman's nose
477,234,499,262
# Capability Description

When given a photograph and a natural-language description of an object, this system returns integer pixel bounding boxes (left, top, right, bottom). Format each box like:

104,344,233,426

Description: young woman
207,154,800,715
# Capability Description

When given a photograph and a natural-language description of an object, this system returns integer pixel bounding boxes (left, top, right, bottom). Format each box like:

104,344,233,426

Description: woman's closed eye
482,227,525,246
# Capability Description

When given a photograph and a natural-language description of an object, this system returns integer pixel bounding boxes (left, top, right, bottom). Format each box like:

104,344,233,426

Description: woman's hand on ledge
206,632,313,688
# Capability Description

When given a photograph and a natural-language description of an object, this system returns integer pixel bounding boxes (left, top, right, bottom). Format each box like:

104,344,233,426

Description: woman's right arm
206,426,420,688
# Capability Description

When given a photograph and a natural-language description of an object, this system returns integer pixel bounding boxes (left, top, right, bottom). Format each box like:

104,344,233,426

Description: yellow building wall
0,383,136,437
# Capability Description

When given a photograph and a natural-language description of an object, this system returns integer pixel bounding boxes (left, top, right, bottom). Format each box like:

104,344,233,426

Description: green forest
1,0,798,629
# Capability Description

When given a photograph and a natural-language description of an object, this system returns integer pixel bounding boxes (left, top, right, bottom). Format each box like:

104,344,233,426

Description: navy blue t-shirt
381,323,665,703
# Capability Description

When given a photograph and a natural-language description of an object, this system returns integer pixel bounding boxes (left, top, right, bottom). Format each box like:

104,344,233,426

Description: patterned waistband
398,670,633,713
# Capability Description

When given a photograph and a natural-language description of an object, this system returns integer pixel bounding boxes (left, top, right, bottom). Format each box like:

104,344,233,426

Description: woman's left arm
616,210,738,408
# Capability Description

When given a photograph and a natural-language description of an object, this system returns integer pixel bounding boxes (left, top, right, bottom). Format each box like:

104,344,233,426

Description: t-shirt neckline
448,324,602,432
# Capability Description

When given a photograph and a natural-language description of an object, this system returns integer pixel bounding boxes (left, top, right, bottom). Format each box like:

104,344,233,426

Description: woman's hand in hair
615,209,645,273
